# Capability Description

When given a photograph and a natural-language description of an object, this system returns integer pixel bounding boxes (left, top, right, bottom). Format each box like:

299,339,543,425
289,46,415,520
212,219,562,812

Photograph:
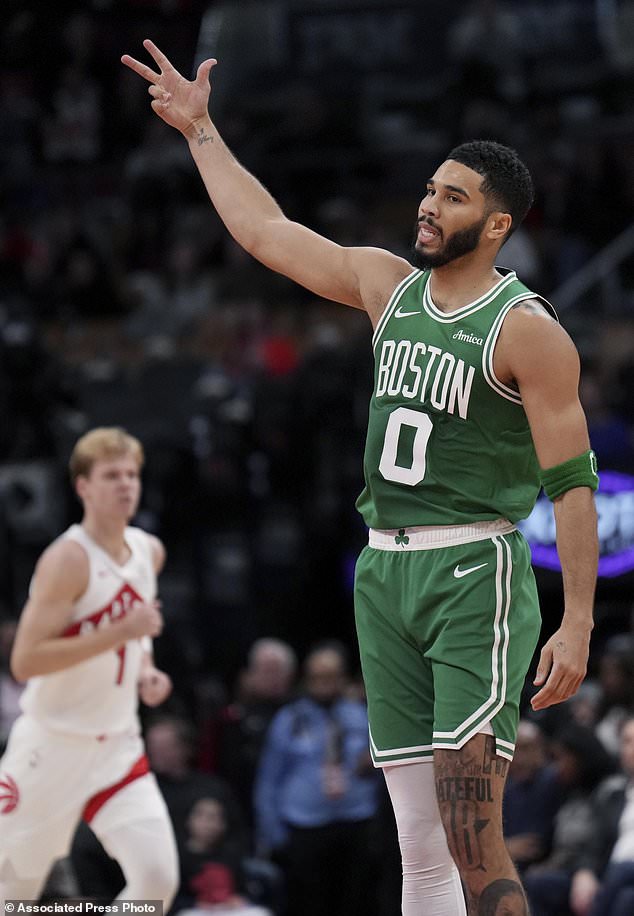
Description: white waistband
368,519,517,551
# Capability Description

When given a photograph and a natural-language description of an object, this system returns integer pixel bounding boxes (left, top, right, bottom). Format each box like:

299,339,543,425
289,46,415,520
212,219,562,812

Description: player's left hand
138,665,172,706
530,621,591,711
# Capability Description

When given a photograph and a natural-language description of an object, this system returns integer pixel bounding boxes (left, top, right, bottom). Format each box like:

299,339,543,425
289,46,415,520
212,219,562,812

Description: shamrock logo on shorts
395,529,410,547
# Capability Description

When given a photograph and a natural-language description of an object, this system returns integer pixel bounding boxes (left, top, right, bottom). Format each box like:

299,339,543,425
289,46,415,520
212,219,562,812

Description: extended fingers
121,54,160,83
143,38,172,71
121,39,173,82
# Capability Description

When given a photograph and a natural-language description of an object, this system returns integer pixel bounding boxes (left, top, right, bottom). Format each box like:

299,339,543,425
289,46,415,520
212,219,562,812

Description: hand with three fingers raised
121,39,216,138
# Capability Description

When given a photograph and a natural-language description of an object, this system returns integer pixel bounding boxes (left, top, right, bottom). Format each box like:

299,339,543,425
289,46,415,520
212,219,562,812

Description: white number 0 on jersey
379,407,433,486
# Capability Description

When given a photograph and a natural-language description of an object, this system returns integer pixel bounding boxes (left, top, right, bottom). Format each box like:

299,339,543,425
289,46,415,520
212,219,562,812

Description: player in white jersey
0,428,179,908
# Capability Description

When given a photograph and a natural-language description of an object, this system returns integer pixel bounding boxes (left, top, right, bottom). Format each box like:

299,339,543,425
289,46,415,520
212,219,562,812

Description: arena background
1,0,634,702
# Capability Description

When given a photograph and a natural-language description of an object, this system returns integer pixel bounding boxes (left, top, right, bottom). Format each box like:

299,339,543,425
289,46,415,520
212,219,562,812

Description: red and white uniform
0,525,176,881
20,524,155,737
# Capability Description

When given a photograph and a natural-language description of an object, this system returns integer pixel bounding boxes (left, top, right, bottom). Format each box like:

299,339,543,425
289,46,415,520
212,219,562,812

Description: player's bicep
508,317,590,468
523,390,591,471
255,220,409,312
13,543,88,649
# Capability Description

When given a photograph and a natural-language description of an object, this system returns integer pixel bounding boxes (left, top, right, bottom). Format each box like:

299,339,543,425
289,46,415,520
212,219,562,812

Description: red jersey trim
63,583,143,637
63,583,143,685
82,754,150,823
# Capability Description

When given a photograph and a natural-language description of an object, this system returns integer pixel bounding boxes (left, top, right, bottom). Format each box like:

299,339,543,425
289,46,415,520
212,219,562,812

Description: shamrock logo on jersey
395,529,410,547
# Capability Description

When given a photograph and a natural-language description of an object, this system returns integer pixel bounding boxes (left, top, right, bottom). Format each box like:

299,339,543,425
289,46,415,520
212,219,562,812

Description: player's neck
429,260,502,313
81,517,131,565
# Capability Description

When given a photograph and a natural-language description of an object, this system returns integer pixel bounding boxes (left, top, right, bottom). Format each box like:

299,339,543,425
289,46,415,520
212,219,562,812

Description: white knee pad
383,762,466,916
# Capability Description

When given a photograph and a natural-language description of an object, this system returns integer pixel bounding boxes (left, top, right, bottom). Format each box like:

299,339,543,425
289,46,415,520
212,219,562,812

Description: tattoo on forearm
478,878,528,915
196,128,214,146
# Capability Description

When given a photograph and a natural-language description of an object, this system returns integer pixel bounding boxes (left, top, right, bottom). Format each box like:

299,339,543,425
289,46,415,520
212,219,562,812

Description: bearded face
411,211,490,270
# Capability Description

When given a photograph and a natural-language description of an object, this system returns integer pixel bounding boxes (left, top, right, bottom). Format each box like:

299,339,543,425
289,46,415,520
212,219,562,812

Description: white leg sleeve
383,762,467,916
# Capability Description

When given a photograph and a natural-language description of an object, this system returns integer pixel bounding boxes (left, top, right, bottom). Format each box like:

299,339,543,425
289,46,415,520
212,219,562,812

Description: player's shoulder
498,295,580,383
127,526,166,573
502,296,575,351
148,533,166,573
508,295,557,324
352,248,418,324
40,533,89,569
353,246,414,286
32,535,90,592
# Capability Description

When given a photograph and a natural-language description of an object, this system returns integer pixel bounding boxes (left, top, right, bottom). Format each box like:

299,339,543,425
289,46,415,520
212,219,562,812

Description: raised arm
11,540,163,681
495,304,598,711
121,40,411,322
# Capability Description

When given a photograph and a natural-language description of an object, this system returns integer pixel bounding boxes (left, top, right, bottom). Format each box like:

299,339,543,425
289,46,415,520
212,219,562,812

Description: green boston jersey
356,268,557,529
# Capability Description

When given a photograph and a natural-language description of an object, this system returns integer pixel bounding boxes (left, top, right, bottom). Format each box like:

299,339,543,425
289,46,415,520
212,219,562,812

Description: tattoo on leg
477,878,528,915
481,735,508,777
449,797,489,870
435,736,511,874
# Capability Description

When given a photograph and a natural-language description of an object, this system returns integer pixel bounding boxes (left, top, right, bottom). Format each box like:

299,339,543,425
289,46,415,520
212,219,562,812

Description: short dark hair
304,639,349,672
447,140,534,237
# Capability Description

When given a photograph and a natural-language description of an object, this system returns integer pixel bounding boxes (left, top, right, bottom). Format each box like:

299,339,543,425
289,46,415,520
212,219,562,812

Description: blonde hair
69,427,144,483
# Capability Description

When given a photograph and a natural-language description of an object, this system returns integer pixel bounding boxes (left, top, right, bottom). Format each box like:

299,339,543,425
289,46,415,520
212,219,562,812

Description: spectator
145,714,245,848
173,796,272,916
569,715,634,916
594,635,634,757
565,680,604,733
254,640,380,916
211,638,298,826
523,724,616,915
503,720,561,872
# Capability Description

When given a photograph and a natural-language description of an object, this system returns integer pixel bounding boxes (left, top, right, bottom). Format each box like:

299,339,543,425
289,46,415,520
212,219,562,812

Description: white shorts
0,715,169,876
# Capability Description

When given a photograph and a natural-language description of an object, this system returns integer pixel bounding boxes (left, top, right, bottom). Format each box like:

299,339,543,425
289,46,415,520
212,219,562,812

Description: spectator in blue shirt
254,640,380,916
503,719,561,873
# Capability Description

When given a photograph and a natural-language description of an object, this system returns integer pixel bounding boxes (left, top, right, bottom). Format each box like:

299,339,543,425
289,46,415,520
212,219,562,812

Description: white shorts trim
368,519,516,551
370,726,433,760
370,723,498,768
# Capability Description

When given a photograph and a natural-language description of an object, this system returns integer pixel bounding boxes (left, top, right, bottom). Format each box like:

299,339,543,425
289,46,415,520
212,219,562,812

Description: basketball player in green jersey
123,41,599,916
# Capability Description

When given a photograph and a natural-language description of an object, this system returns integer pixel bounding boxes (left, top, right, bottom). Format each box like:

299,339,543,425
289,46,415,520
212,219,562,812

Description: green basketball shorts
354,520,541,766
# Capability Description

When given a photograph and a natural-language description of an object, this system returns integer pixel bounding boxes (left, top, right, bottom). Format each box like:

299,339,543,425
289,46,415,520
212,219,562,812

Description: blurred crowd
3,0,634,912
6,623,634,914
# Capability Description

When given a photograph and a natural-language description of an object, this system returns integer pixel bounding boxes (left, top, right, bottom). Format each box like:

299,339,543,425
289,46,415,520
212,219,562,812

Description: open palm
121,39,216,135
